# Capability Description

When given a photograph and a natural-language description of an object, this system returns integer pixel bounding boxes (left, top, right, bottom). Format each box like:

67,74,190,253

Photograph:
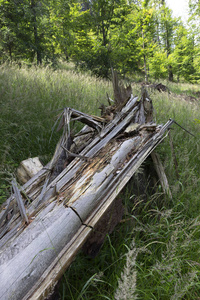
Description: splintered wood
0,85,173,300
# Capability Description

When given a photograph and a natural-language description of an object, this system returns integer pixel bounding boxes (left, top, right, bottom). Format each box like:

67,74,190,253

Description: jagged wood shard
0,86,174,300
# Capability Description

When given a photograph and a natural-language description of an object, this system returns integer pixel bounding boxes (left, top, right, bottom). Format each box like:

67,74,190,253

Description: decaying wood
143,82,171,93
0,84,175,300
111,68,132,105
17,157,43,184
152,82,170,93
151,151,172,199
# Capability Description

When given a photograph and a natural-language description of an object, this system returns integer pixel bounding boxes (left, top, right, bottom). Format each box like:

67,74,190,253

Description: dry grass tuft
114,239,138,300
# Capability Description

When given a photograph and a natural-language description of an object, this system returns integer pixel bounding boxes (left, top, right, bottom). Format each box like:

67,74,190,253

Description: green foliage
71,0,132,77
1,0,200,81
169,25,196,82
189,0,200,16
194,118,200,124
148,48,168,79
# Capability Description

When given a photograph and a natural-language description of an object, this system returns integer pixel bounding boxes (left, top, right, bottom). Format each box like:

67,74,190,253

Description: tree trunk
0,87,174,300
31,0,42,65
165,15,173,82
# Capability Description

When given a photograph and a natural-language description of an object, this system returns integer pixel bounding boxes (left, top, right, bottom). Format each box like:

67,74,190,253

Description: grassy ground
0,63,112,202
0,63,200,299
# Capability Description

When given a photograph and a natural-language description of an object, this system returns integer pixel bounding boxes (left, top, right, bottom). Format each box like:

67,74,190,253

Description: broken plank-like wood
26,96,138,210
24,221,93,300
56,107,103,132
65,121,173,222
0,204,82,300
73,121,174,224
151,151,172,199
21,121,173,300
0,163,50,215
51,95,138,182
12,179,29,224
0,120,173,300
41,99,139,204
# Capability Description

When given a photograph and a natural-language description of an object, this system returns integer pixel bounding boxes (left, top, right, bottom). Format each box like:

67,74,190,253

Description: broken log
0,87,174,300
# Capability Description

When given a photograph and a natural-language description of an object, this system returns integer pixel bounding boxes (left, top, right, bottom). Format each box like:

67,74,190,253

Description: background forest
1,0,200,81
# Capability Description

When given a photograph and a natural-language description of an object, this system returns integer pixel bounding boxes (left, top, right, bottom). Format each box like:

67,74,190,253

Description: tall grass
0,63,200,299
0,63,112,202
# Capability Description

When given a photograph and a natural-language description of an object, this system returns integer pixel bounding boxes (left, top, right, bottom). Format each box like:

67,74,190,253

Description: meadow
0,63,200,299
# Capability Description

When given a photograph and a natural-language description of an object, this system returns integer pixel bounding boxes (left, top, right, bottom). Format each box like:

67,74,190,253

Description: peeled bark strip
0,87,174,300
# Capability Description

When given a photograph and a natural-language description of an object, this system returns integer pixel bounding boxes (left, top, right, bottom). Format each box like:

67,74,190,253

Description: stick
12,179,29,224
151,152,172,199
170,118,196,137
61,145,90,161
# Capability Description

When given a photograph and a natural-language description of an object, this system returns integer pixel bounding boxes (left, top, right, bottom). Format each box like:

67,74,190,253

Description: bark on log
0,88,174,300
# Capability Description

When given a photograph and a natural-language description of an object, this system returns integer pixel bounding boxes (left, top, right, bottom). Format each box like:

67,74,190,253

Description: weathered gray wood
111,68,132,105
0,204,82,300
0,87,175,300
0,95,139,225
27,95,138,208
12,179,29,224
0,120,173,300
151,151,172,199
17,157,43,184
56,107,104,132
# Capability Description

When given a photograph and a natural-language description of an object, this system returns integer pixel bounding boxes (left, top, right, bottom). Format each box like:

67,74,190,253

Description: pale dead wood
12,179,29,224
151,151,172,199
17,157,43,184
0,83,176,300
111,68,132,106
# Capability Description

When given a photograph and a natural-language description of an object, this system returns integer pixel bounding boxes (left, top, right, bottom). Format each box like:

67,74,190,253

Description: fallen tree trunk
0,88,174,300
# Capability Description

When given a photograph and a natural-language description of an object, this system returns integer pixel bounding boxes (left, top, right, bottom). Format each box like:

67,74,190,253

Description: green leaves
0,0,200,82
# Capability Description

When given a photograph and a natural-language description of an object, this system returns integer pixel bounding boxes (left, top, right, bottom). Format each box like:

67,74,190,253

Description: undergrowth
0,63,112,203
0,63,200,299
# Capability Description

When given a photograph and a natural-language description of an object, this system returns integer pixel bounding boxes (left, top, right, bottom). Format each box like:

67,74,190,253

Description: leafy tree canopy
0,0,200,81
